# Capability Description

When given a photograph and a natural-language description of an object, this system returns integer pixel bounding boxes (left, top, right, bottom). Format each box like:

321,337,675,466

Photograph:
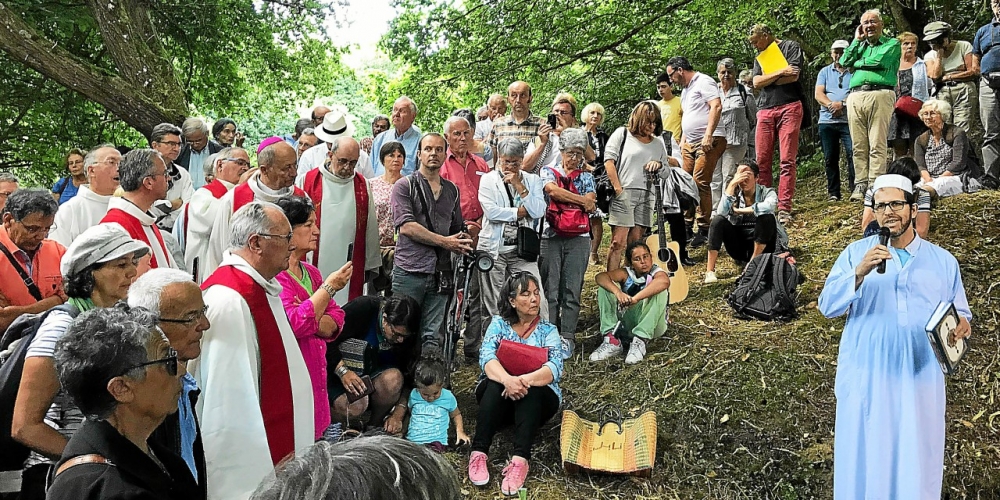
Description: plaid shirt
487,113,542,155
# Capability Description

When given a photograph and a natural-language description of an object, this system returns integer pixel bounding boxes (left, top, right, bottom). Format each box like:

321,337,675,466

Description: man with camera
391,132,474,352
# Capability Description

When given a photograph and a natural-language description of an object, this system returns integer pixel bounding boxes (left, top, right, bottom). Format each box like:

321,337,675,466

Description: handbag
496,338,548,376
560,408,657,477
543,167,591,238
503,184,541,261
895,95,923,120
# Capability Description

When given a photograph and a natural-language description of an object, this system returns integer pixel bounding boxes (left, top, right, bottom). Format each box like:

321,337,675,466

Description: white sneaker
704,271,718,284
625,337,646,365
589,335,623,362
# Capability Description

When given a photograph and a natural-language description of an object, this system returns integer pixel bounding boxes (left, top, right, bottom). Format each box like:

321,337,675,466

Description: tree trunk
0,2,188,138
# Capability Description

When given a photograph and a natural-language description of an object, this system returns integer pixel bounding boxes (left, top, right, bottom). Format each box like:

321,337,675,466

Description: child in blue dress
405,358,470,451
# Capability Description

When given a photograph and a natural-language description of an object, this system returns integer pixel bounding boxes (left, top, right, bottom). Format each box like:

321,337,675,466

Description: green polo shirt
840,36,901,88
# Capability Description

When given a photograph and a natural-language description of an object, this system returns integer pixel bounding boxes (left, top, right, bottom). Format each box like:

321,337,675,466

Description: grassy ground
444,171,1000,499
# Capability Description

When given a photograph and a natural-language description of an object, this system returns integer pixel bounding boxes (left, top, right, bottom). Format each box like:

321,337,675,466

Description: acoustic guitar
645,170,689,304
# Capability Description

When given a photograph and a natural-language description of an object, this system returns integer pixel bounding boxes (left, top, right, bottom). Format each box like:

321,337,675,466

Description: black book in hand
924,302,968,375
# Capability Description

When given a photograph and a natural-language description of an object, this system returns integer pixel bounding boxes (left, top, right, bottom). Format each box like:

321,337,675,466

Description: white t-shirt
680,72,725,143
926,40,973,74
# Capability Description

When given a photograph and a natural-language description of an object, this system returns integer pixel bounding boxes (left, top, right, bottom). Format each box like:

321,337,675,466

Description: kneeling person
590,241,669,365
704,161,788,283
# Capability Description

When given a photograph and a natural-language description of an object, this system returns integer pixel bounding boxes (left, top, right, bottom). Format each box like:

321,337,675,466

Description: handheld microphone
876,227,891,274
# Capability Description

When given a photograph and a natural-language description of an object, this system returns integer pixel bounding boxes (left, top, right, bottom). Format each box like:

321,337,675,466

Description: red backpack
544,167,591,238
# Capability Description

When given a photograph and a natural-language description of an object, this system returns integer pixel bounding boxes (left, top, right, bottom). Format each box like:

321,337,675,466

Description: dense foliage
380,0,995,135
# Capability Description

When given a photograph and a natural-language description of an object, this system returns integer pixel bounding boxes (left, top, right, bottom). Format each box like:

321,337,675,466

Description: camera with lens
435,270,455,295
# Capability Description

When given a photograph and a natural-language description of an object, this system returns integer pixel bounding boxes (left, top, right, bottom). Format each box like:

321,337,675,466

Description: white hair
443,116,469,134
83,144,117,169
863,8,882,21
127,268,195,314
228,201,285,250
181,117,209,136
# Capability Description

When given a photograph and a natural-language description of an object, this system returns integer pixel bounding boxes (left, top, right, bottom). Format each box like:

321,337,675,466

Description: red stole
201,265,295,466
100,208,171,268
302,169,369,300
232,182,305,212
183,180,230,230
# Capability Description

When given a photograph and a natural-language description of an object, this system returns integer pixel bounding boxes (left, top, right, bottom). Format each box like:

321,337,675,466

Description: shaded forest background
0,0,995,186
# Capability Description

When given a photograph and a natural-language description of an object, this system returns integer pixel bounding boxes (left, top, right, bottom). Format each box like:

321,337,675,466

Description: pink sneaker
468,451,490,486
501,457,529,496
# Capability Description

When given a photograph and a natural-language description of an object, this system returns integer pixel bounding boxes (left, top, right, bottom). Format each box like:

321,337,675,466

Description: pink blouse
276,262,346,439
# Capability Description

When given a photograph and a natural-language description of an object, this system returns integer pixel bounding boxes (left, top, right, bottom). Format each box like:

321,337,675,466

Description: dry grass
444,172,1000,499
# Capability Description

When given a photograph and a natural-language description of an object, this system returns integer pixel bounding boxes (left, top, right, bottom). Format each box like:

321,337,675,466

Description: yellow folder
756,41,789,75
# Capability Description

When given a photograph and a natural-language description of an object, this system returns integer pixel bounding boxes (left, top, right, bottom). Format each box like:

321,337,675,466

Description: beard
885,214,914,238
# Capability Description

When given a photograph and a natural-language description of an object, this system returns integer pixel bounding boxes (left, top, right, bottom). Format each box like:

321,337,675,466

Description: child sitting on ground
406,357,470,451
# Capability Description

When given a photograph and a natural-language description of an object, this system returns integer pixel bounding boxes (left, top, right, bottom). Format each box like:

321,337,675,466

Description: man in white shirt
189,201,313,500
296,109,374,184
667,55,726,247
149,123,195,231
50,145,121,247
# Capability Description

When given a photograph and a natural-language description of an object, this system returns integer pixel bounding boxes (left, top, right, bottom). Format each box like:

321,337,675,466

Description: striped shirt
24,310,86,468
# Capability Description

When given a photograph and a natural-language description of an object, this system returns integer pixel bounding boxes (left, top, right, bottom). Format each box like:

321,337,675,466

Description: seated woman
589,241,669,365
703,161,788,284
860,157,932,238
468,273,562,496
46,306,201,499
252,436,461,500
915,99,982,198
12,225,148,499
274,195,352,440
325,294,421,434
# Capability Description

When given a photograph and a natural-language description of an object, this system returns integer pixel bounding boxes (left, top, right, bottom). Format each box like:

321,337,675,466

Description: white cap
872,174,914,195
61,225,151,277
831,40,850,50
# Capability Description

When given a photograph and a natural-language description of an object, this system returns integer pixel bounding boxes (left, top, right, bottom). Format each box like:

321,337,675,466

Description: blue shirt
370,125,423,176
405,388,458,445
51,178,80,205
479,315,563,402
973,20,1000,75
178,374,199,482
816,64,853,124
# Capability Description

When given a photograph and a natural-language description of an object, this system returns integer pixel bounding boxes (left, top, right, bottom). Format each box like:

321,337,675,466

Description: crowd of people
0,8,988,500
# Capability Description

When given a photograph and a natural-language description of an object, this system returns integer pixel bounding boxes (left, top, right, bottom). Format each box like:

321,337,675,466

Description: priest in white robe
182,147,250,282
295,109,375,186
50,145,121,246
818,175,972,500
301,137,380,303
189,201,313,500
99,149,179,272
201,139,304,278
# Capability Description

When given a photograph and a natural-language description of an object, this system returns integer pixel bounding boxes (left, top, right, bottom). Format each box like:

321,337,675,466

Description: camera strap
408,173,452,272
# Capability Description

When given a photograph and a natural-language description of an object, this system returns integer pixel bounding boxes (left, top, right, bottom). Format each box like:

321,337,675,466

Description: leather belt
851,84,894,92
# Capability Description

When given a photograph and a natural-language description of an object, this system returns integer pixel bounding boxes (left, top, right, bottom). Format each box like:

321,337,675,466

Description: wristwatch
335,365,349,378
321,283,337,299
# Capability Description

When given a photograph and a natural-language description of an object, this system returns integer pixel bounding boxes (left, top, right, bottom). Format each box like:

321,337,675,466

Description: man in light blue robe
818,174,972,500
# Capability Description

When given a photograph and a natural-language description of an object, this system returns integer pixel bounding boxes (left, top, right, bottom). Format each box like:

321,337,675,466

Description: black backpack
726,254,799,321
0,304,78,471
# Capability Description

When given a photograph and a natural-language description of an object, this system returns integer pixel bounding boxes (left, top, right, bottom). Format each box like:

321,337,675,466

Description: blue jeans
391,268,449,352
819,122,856,198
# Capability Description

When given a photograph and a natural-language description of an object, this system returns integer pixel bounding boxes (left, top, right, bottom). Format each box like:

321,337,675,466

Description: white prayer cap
831,40,850,50
62,225,150,277
871,174,913,195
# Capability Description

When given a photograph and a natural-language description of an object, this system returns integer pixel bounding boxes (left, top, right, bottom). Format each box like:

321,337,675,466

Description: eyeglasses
145,171,168,180
17,221,56,235
666,68,680,83
873,200,909,212
122,348,179,377
224,158,251,168
159,305,209,326
97,158,121,167
257,232,293,243
563,151,584,159
157,141,183,148
552,110,571,116
335,157,359,169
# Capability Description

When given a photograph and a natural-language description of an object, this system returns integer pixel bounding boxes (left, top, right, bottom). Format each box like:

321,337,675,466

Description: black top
47,419,203,500
176,141,224,172
148,385,206,499
325,296,421,394
752,39,806,109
